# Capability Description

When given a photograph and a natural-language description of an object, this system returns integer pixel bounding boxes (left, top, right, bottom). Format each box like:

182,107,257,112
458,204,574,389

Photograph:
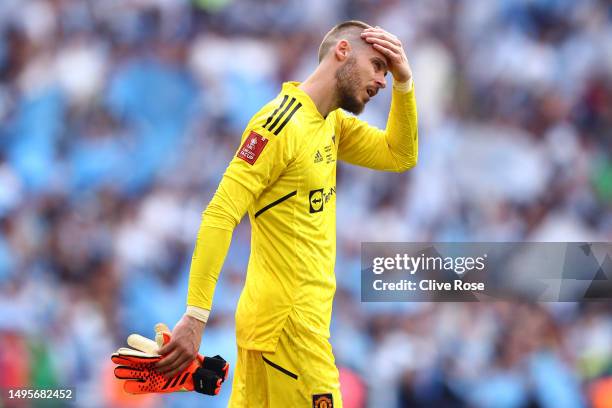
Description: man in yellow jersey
155,20,418,407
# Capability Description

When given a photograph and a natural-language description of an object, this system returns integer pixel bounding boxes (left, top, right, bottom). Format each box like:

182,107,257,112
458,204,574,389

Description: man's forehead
335,34,390,68
358,39,389,68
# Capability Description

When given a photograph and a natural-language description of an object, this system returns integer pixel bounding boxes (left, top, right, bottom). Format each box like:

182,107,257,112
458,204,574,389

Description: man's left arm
338,27,418,172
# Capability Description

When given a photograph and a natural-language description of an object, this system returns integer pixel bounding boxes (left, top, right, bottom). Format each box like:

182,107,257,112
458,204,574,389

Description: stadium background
0,0,611,407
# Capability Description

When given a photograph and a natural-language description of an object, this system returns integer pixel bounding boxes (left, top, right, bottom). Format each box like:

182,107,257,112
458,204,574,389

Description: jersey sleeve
337,83,418,172
187,106,300,310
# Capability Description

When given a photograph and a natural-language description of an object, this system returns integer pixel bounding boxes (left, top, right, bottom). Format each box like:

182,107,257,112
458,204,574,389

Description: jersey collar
281,81,326,121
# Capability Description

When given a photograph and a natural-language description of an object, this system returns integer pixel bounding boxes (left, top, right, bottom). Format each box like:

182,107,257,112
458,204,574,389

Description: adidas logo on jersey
314,150,323,163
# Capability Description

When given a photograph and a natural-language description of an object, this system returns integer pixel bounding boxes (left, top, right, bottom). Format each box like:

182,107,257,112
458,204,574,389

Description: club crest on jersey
237,131,268,165
312,393,333,408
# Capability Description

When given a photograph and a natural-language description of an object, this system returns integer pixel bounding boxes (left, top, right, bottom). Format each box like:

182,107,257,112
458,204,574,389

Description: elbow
201,203,239,230
394,152,418,173
391,129,418,173
396,160,417,173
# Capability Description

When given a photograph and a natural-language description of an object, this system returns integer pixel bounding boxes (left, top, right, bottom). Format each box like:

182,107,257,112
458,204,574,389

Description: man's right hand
156,314,206,378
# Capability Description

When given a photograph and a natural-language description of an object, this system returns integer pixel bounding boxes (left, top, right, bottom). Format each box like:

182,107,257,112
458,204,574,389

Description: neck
298,67,338,118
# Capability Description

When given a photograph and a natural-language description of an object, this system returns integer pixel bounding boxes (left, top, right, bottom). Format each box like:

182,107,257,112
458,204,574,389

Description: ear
334,39,351,62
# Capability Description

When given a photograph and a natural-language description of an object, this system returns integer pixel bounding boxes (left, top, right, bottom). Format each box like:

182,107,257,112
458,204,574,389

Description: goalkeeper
156,20,418,407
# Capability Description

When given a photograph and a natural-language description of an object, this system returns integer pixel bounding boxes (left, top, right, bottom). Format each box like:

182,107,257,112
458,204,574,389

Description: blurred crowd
0,0,611,407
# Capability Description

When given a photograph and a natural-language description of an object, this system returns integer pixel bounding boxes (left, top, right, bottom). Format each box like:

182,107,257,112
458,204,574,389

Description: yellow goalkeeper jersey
188,81,418,351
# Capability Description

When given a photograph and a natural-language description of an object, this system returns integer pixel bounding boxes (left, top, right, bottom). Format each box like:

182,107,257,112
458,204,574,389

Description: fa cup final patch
237,131,268,165
312,393,333,408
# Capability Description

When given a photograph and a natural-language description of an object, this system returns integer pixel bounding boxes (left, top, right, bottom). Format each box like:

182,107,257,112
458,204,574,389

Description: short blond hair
318,20,372,63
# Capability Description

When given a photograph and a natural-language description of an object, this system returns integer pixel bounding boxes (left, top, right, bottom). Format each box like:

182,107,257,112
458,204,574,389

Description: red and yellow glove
111,323,229,395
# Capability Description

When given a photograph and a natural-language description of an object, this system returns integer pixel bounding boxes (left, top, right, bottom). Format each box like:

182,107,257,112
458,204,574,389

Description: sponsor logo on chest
309,187,336,213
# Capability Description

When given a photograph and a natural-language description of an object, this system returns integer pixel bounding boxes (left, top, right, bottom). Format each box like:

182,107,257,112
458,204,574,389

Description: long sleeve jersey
187,81,418,351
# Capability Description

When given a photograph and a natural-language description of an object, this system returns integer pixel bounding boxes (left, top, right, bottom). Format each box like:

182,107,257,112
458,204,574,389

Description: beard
335,56,365,115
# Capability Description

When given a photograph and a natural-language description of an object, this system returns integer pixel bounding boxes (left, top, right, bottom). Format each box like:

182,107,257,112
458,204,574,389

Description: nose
376,73,386,89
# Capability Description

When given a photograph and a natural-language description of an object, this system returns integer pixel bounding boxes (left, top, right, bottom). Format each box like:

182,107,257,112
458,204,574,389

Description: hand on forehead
359,27,394,62
358,25,412,83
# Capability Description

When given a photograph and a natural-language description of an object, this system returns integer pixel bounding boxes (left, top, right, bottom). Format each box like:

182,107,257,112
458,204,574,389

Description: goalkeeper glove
111,323,228,395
